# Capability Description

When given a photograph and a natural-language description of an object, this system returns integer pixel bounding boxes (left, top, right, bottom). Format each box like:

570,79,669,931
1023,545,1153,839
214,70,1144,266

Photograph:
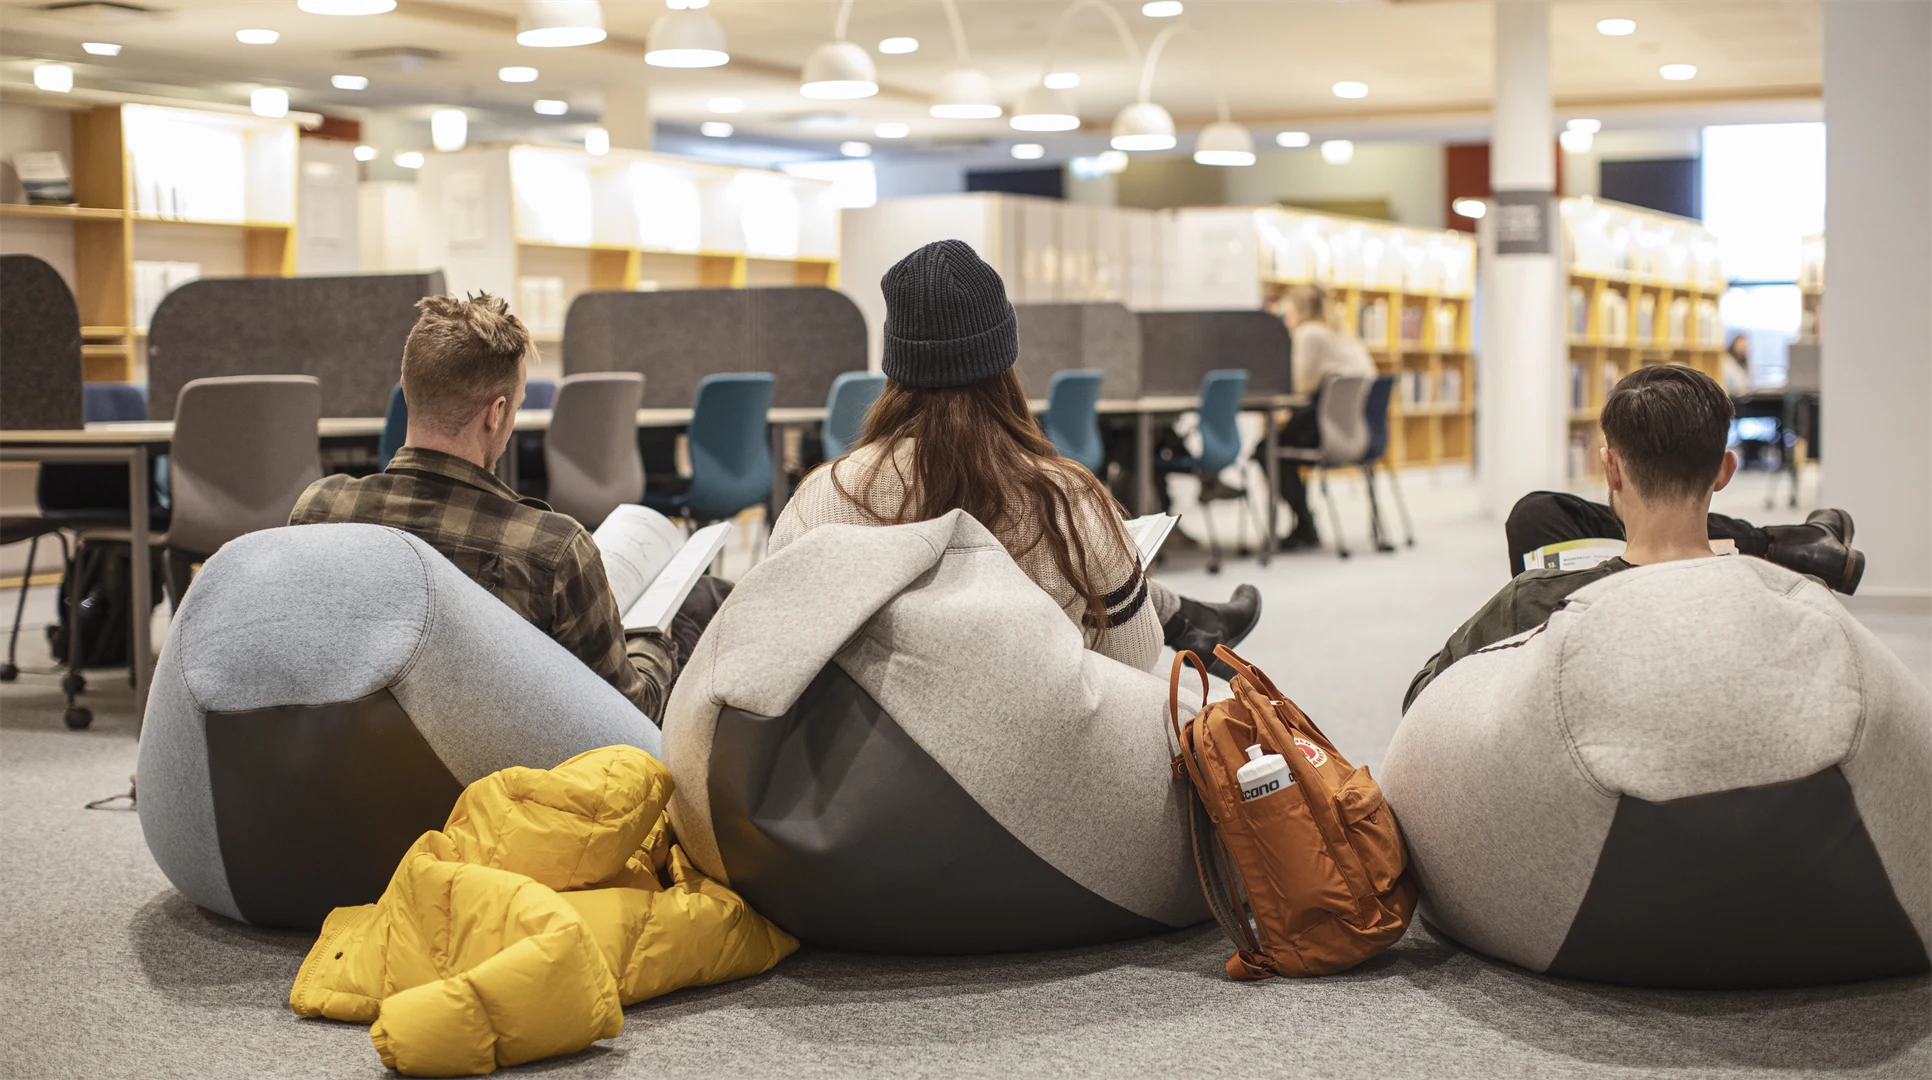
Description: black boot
1763,509,1865,594
1163,584,1262,678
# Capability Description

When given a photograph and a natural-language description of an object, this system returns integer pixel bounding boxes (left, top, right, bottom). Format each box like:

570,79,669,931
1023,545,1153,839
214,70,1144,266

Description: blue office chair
522,378,557,411
376,383,408,470
1042,369,1105,474
823,372,886,461
645,373,775,525
84,383,147,422
1155,369,1262,574
1362,375,1413,551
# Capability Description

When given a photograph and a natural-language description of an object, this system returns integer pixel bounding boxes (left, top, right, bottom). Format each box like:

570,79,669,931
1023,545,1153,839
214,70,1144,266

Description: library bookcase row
1800,232,1824,344
1560,197,1728,481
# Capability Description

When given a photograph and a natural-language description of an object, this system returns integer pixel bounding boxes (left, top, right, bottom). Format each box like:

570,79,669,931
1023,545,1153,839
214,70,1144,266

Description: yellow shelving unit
1560,198,1726,481
1,103,298,382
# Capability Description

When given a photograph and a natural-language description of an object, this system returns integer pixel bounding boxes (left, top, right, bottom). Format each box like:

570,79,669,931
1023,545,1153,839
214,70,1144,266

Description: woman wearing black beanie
769,239,1260,673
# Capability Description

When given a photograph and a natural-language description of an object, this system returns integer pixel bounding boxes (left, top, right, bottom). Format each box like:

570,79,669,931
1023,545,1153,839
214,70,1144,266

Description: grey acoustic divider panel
562,287,866,409
1013,303,1142,400
0,254,83,430
1136,310,1292,397
146,271,446,420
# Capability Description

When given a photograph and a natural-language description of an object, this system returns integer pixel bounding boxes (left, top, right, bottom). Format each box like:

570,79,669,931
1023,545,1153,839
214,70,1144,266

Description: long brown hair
830,368,1135,633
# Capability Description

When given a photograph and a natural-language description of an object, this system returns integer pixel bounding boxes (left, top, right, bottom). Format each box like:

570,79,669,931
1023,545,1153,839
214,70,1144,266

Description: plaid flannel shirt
288,446,674,720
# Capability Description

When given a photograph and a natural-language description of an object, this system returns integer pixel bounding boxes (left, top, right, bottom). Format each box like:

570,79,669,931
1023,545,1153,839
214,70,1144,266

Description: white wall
1222,142,1446,228
872,159,968,202
1561,129,1703,198
358,181,424,273
1821,1,1931,599
296,138,360,275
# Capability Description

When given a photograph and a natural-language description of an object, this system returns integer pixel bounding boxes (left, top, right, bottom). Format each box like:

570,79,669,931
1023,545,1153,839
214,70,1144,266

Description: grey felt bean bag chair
1384,556,1932,988
138,523,659,930
662,510,1210,953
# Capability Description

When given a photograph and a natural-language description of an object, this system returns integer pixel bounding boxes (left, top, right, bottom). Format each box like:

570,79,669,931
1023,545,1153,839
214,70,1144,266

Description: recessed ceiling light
1275,130,1311,148
431,108,467,152
841,140,872,157
236,29,280,45
498,66,539,82
1044,71,1080,90
708,96,743,113
879,37,918,54
33,64,73,92
1559,128,1594,153
1452,197,1486,219
701,121,734,137
534,99,569,115
1566,118,1602,134
875,121,909,138
298,0,398,13
585,127,610,155
353,144,378,161
1596,18,1636,36
81,42,121,56
331,75,369,90
394,150,425,169
1142,1,1183,17
1320,139,1354,164
1011,143,1045,160
1332,81,1368,99
1660,63,1697,81
251,87,289,118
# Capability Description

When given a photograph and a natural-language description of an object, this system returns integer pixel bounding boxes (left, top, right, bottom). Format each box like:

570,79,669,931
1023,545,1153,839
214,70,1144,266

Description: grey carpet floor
3,470,1928,1079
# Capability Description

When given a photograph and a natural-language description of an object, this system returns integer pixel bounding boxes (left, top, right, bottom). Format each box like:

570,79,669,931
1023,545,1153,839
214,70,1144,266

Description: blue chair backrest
522,378,557,411
823,371,886,460
1364,375,1395,463
83,383,148,422
686,372,775,519
377,383,408,469
1043,369,1105,474
1196,369,1250,474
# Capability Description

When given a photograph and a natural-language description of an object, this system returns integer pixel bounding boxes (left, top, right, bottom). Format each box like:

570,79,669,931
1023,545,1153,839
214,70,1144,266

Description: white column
1479,0,1566,515
602,80,653,152
1822,2,1932,599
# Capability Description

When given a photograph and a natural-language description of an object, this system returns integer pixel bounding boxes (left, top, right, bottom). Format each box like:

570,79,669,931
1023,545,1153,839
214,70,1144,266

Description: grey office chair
544,372,645,530
163,375,325,604
1278,374,1373,559
1768,344,1820,510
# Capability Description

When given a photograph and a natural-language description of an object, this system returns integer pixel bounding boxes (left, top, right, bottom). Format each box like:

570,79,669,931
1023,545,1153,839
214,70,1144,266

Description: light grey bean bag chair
663,510,1210,953
1384,556,1932,988
138,523,660,930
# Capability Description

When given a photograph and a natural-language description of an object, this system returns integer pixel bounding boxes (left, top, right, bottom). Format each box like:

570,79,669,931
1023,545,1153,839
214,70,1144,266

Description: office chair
1042,369,1105,474
823,372,886,460
377,383,408,470
1155,369,1264,574
645,373,776,528
1277,374,1373,558
544,372,646,531
1362,375,1414,551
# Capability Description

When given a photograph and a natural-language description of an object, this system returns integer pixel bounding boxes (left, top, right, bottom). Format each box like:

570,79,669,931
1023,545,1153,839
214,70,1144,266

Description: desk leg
1134,410,1154,517
128,445,152,715
1264,407,1282,555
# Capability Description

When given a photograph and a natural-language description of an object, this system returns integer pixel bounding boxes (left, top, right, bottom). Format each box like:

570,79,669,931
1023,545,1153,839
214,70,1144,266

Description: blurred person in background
1267,284,1376,550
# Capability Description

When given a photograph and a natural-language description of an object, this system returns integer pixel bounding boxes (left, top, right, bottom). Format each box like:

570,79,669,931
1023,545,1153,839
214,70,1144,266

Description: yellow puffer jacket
289,746,797,1077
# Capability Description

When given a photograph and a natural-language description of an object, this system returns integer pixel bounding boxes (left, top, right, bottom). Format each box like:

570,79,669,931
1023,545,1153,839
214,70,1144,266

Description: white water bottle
1237,744,1293,803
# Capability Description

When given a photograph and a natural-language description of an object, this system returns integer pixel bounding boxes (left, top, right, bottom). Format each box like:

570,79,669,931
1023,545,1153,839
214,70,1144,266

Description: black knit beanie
880,239,1017,389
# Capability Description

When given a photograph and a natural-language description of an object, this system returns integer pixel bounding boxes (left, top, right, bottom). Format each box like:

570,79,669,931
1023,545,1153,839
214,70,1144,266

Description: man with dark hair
289,293,722,721
1404,364,1863,712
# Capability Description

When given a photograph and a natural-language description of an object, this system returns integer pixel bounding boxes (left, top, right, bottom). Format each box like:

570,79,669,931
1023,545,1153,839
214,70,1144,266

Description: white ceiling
0,0,1822,154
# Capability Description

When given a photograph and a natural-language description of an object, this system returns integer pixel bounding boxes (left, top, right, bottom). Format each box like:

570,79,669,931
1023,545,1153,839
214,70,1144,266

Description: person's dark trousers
1265,404,1322,537
668,575,731,669
1503,491,1771,577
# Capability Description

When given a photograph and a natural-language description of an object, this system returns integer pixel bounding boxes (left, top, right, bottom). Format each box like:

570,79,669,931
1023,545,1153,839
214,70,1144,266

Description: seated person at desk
1267,284,1376,550
289,293,724,720
771,239,1261,676
1405,365,1864,712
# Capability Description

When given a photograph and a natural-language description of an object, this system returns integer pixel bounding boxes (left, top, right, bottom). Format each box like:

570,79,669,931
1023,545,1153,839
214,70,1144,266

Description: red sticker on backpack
1293,737,1328,767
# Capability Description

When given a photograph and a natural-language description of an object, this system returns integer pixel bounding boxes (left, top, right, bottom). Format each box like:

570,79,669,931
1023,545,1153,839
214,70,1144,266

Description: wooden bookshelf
1,103,298,382
1559,198,1726,481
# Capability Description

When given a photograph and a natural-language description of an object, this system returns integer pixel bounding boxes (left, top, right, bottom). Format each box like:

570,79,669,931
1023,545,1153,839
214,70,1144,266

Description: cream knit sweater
768,440,1163,671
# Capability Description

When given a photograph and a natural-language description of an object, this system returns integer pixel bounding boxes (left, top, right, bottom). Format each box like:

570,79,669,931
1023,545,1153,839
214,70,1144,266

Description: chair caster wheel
61,671,86,695
1339,550,1353,559
64,706,93,730
1377,544,1396,554
1207,564,1222,575
0,663,16,682
1236,547,1252,558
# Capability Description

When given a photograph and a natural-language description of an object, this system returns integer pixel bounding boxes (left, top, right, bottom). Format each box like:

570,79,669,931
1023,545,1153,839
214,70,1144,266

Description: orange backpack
1169,645,1417,979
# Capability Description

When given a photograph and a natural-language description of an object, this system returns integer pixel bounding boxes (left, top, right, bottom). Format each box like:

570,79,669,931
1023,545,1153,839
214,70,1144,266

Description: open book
1126,513,1180,565
593,505,733,634
1522,536,1738,573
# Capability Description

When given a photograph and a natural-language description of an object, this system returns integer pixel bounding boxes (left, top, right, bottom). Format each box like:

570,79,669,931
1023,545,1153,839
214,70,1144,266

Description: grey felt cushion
1383,556,1932,979
138,523,659,923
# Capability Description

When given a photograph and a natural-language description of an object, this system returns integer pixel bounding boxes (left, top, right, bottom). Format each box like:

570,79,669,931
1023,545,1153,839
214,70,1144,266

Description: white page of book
623,521,733,633
1125,513,1180,565
593,505,687,613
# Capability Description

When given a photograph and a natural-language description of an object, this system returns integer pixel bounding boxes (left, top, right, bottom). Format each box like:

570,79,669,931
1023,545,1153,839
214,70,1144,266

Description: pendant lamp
1193,120,1254,166
1110,101,1175,151
1011,0,1140,133
646,6,729,67
802,0,878,99
930,0,1000,119
518,0,605,48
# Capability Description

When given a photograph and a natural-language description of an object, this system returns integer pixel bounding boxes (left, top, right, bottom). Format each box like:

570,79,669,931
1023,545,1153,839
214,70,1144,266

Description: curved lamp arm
1139,21,1232,121
1042,0,1142,77
832,0,856,39
939,0,974,66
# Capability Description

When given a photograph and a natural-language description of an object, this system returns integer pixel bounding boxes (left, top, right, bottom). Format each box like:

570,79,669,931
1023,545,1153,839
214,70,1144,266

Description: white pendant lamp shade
1193,120,1254,166
800,40,878,99
931,68,1001,119
646,8,729,68
517,0,606,48
431,108,467,152
1111,101,1175,151
1010,84,1078,132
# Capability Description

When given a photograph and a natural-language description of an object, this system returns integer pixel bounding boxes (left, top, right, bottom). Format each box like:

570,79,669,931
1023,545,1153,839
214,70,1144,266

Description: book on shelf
1601,360,1620,403
1636,294,1657,341
133,260,201,332
1439,367,1463,408
593,506,734,634
1357,298,1389,344
1570,363,1586,411
1568,286,1589,337
1400,305,1423,344
12,151,72,206
517,276,567,338
1432,305,1457,349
